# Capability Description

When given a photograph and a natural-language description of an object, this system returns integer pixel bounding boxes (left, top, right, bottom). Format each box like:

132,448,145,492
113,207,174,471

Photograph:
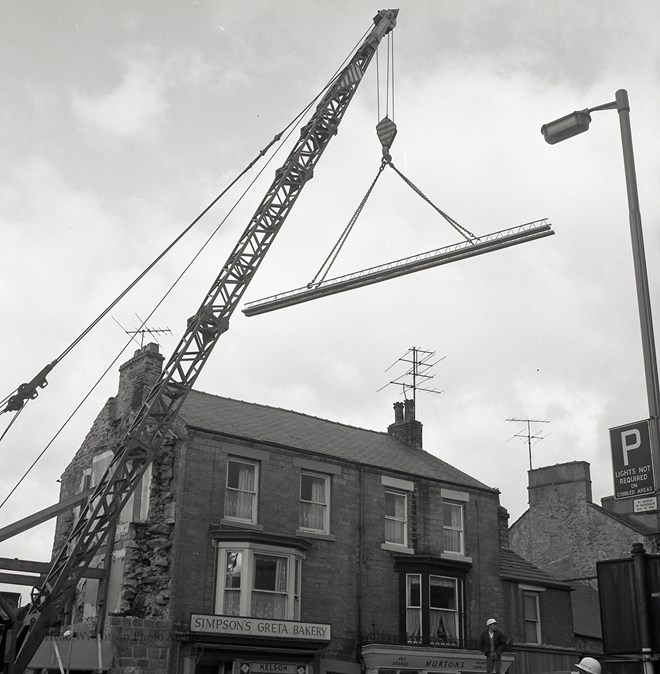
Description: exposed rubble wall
51,344,179,671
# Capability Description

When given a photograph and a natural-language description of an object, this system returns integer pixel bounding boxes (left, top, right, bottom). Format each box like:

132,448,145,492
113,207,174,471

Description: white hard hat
576,657,601,674
486,618,497,626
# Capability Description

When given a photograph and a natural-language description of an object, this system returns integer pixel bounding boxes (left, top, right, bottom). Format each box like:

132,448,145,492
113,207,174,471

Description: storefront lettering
425,660,466,669
189,613,331,641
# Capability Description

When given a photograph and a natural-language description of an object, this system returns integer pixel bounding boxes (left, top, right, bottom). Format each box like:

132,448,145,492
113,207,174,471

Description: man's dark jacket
478,629,506,656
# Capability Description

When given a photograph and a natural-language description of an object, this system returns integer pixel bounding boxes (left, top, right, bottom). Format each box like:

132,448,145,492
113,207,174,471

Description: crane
3,9,399,673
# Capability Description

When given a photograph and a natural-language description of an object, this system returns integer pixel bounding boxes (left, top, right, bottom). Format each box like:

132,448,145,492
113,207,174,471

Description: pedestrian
573,658,601,674
478,618,507,674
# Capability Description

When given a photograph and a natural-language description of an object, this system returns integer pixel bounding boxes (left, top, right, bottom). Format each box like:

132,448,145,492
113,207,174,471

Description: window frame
224,456,259,524
522,589,542,644
395,558,469,645
429,574,459,642
405,573,422,641
385,489,408,547
214,541,305,621
442,499,464,555
299,470,331,534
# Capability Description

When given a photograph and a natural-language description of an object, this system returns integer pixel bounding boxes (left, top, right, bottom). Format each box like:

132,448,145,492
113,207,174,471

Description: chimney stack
117,343,164,419
387,399,423,449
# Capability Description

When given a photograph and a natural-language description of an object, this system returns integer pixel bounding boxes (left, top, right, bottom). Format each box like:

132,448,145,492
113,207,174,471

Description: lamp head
541,110,591,144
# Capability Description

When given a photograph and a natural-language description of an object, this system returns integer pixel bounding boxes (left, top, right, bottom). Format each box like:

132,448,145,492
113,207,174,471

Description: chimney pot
404,398,415,421
393,401,404,423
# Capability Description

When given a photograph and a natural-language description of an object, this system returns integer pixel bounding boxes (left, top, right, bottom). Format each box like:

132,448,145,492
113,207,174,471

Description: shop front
361,645,514,674
178,613,332,674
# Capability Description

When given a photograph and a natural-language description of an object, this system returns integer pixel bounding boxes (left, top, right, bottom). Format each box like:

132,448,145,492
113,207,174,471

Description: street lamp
542,89,660,481
543,92,659,672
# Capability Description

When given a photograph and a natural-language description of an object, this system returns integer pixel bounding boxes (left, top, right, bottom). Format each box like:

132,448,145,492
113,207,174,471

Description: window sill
381,542,415,555
296,530,336,542
220,518,263,531
441,552,472,564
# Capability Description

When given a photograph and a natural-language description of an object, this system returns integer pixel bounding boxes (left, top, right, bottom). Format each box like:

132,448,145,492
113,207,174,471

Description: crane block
376,116,397,160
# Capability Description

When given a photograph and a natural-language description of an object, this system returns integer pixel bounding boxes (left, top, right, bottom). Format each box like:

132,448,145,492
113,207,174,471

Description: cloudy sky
2,0,660,595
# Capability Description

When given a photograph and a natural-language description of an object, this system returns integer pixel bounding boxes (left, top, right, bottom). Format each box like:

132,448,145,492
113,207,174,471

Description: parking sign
610,419,655,499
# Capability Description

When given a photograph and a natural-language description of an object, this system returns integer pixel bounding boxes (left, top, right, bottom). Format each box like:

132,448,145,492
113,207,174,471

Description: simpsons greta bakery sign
190,614,331,641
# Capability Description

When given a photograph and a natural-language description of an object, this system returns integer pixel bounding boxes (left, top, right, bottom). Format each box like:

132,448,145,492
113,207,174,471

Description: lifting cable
0,29,370,421
0,114,307,508
305,156,476,290
388,161,477,242
308,160,388,287
0,28,377,505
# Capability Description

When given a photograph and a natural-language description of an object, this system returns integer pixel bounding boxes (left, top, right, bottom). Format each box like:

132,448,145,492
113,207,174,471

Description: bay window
429,575,459,640
406,574,422,640
214,535,308,621
396,557,469,645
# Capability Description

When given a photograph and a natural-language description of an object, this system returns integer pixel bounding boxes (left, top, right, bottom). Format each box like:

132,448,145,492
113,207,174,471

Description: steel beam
243,219,554,316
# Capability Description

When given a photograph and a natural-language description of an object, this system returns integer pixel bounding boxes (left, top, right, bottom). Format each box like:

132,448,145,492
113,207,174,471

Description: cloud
72,50,171,141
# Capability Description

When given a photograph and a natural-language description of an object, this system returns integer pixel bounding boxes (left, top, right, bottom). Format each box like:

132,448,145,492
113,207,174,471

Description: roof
499,547,571,589
588,502,658,535
510,503,658,536
179,389,493,492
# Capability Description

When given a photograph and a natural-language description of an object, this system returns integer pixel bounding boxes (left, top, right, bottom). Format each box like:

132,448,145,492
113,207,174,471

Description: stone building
509,461,660,651
48,344,579,674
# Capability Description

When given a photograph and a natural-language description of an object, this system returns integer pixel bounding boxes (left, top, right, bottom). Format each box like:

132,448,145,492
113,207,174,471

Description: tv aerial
506,417,551,470
378,346,445,414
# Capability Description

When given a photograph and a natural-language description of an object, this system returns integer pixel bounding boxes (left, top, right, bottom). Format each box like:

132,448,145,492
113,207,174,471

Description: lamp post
542,89,660,476
543,91,658,672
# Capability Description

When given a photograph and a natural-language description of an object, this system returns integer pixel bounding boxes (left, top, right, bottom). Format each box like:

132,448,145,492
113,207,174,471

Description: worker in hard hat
478,618,507,674
574,657,601,674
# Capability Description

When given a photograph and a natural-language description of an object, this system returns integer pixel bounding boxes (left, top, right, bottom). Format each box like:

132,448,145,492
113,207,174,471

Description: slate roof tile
180,390,493,492
499,547,571,589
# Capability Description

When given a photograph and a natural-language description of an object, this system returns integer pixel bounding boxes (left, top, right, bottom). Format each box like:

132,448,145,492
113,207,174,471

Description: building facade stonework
509,461,659,651
50,345,578,674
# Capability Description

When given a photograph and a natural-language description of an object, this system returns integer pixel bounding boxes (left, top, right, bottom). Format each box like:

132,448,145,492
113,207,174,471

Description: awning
361,644,514,674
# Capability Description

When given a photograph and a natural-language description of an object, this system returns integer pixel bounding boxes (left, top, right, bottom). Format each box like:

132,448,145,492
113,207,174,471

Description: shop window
225,457,258,523
523,590,541,644
443,500,464,555
300,471,330,534
215,542,303,620
385,490,408,546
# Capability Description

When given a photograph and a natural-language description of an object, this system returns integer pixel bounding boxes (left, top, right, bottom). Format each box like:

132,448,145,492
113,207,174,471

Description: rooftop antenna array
506,417,551,470
378,346,445,412
113,315,172,349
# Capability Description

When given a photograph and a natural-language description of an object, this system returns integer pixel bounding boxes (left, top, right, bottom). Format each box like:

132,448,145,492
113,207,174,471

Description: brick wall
168,430,505,656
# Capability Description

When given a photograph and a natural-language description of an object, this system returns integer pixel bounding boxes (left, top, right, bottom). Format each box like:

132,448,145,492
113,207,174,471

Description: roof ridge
188,388,392,437
587,501,658,534
182,389,494,492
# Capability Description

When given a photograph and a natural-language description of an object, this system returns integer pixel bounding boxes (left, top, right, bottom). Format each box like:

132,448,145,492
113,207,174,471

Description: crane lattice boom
11,10,398,673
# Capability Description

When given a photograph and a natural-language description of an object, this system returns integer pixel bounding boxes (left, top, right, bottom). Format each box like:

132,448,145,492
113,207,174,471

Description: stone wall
510,461,656,579
105,615,172,674
52,344,171,641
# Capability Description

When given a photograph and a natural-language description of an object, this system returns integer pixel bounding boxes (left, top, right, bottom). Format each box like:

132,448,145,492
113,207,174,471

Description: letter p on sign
621,429,641,466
